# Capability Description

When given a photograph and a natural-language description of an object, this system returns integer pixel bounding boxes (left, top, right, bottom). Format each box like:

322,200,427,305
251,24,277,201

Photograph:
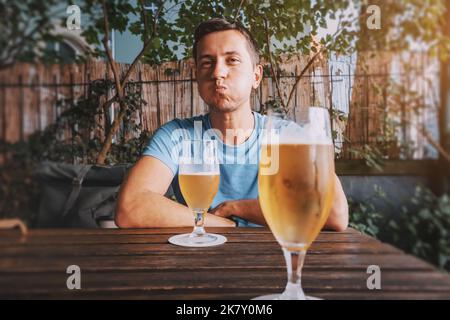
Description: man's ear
253,64,263,89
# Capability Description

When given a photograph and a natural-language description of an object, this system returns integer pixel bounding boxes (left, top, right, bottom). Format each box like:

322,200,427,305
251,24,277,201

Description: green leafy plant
348,145,385,171
0,141,40,225
349,184,450,272
0,79,152,223
348,184,386,237
0,0,66,70
24,79,150,165
5,1,450,164
386,186,450,270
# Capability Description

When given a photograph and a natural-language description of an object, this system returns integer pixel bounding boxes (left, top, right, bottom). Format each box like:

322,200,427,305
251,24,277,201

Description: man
115,18,349,230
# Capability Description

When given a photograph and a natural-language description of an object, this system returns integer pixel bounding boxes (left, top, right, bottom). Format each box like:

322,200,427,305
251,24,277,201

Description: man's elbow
331,218,348,232
115,204,136,228
115,194,161,228
326,202,349,232
325,216,348,232
332,203,349,232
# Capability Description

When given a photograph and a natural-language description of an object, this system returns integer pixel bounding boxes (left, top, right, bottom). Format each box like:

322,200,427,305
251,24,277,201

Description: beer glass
255,107,335,299
168,139,227,247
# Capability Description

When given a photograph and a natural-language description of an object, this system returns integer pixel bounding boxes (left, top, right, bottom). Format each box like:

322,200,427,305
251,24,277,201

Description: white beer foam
179,171,219,175
263,114,333,145
262,130,333,146
277,136,333,145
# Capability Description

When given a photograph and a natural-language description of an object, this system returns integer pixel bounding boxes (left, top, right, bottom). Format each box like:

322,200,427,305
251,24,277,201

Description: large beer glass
168,139,227,247
256,107,335,299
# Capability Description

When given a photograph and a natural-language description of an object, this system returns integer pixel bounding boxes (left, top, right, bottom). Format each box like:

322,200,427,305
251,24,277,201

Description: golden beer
258,143,335,251
179,173,220,211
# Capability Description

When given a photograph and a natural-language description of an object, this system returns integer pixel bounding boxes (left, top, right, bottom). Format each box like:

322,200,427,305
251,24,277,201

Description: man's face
195,30,262,112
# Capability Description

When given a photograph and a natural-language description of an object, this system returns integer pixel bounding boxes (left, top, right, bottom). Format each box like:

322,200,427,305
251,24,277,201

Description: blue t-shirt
142,111,265,227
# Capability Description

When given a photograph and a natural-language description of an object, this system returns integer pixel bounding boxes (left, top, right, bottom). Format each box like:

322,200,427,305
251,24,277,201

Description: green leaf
151,37,161,49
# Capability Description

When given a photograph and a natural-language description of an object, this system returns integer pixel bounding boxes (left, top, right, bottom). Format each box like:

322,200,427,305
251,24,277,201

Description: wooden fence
0,52,440,160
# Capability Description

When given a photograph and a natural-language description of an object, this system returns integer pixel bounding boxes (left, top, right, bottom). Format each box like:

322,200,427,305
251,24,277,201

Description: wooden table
1,227,450,300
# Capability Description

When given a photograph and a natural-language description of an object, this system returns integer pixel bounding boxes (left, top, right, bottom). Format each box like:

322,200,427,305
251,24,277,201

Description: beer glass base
252,294,321,300
168,233,227,247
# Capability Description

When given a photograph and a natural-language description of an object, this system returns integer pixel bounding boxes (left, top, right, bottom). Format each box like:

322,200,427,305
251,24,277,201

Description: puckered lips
214,84,228,94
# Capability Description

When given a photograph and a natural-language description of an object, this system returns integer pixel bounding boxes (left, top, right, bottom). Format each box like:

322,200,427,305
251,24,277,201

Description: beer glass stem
280,248,307,300
191,210,206,237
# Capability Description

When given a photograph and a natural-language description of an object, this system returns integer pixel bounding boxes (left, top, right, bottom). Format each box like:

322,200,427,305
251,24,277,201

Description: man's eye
201,61,212,67
229,58,240,64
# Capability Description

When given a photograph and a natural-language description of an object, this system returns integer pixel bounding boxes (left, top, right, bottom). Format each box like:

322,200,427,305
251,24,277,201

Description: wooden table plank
0,241,402,257
0,227,362,236
2,270,450,300
5,290,450,300
0,231,376,246
0,227,449,300
2,270,450,293
0,253,435,272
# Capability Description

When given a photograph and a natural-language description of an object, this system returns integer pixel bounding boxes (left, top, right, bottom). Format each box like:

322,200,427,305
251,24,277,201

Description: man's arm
115,156,235,228
210,199,266,226
323,174,349,231
211,174,349,231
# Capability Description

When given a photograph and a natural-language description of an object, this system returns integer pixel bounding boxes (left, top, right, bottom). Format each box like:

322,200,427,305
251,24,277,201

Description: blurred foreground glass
255,107,335,299
168,139,227,247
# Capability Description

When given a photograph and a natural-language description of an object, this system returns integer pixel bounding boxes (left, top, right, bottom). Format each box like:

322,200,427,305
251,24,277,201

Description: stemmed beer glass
168,139,227,247
256,107,335,299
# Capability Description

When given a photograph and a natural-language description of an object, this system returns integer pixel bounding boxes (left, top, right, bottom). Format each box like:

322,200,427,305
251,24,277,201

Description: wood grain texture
0,227,449,300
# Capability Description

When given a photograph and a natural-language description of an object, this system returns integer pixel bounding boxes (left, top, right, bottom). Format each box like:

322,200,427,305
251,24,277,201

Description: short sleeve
142,121,181,175
231,216,263,228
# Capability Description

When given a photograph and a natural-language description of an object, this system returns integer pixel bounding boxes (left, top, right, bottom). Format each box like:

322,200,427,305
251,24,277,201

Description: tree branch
393,111,450,164
97,102,127,164
285,45,325,108
419,125,450,164
121,1,166,86
285,11,368,109
263,18,286,110
101,0,123,97
97,0,125,164
139,0,149,42
233,0,245,22
101,95,118,132
97,1,166,164
1,19,51,70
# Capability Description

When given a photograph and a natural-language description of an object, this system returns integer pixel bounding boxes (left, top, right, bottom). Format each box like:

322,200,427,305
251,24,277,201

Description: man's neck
209,107,255,146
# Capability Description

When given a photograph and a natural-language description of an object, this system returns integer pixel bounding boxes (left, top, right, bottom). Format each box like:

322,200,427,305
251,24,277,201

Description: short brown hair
193,18,260,65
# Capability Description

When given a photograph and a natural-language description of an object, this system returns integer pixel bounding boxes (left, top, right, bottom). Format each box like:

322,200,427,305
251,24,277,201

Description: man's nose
212,60,228,79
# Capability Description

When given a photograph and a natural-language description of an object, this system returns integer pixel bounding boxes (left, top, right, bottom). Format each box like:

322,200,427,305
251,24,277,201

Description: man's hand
209,174,349,231
209,201,234,218
210,199,267,226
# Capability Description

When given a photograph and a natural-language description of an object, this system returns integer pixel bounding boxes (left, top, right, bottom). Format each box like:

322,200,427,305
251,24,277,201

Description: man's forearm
212,175,349,231
323,174,349,231
210,199,267,226
234,195,348,231
230,199,267,226
116,191,235,228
